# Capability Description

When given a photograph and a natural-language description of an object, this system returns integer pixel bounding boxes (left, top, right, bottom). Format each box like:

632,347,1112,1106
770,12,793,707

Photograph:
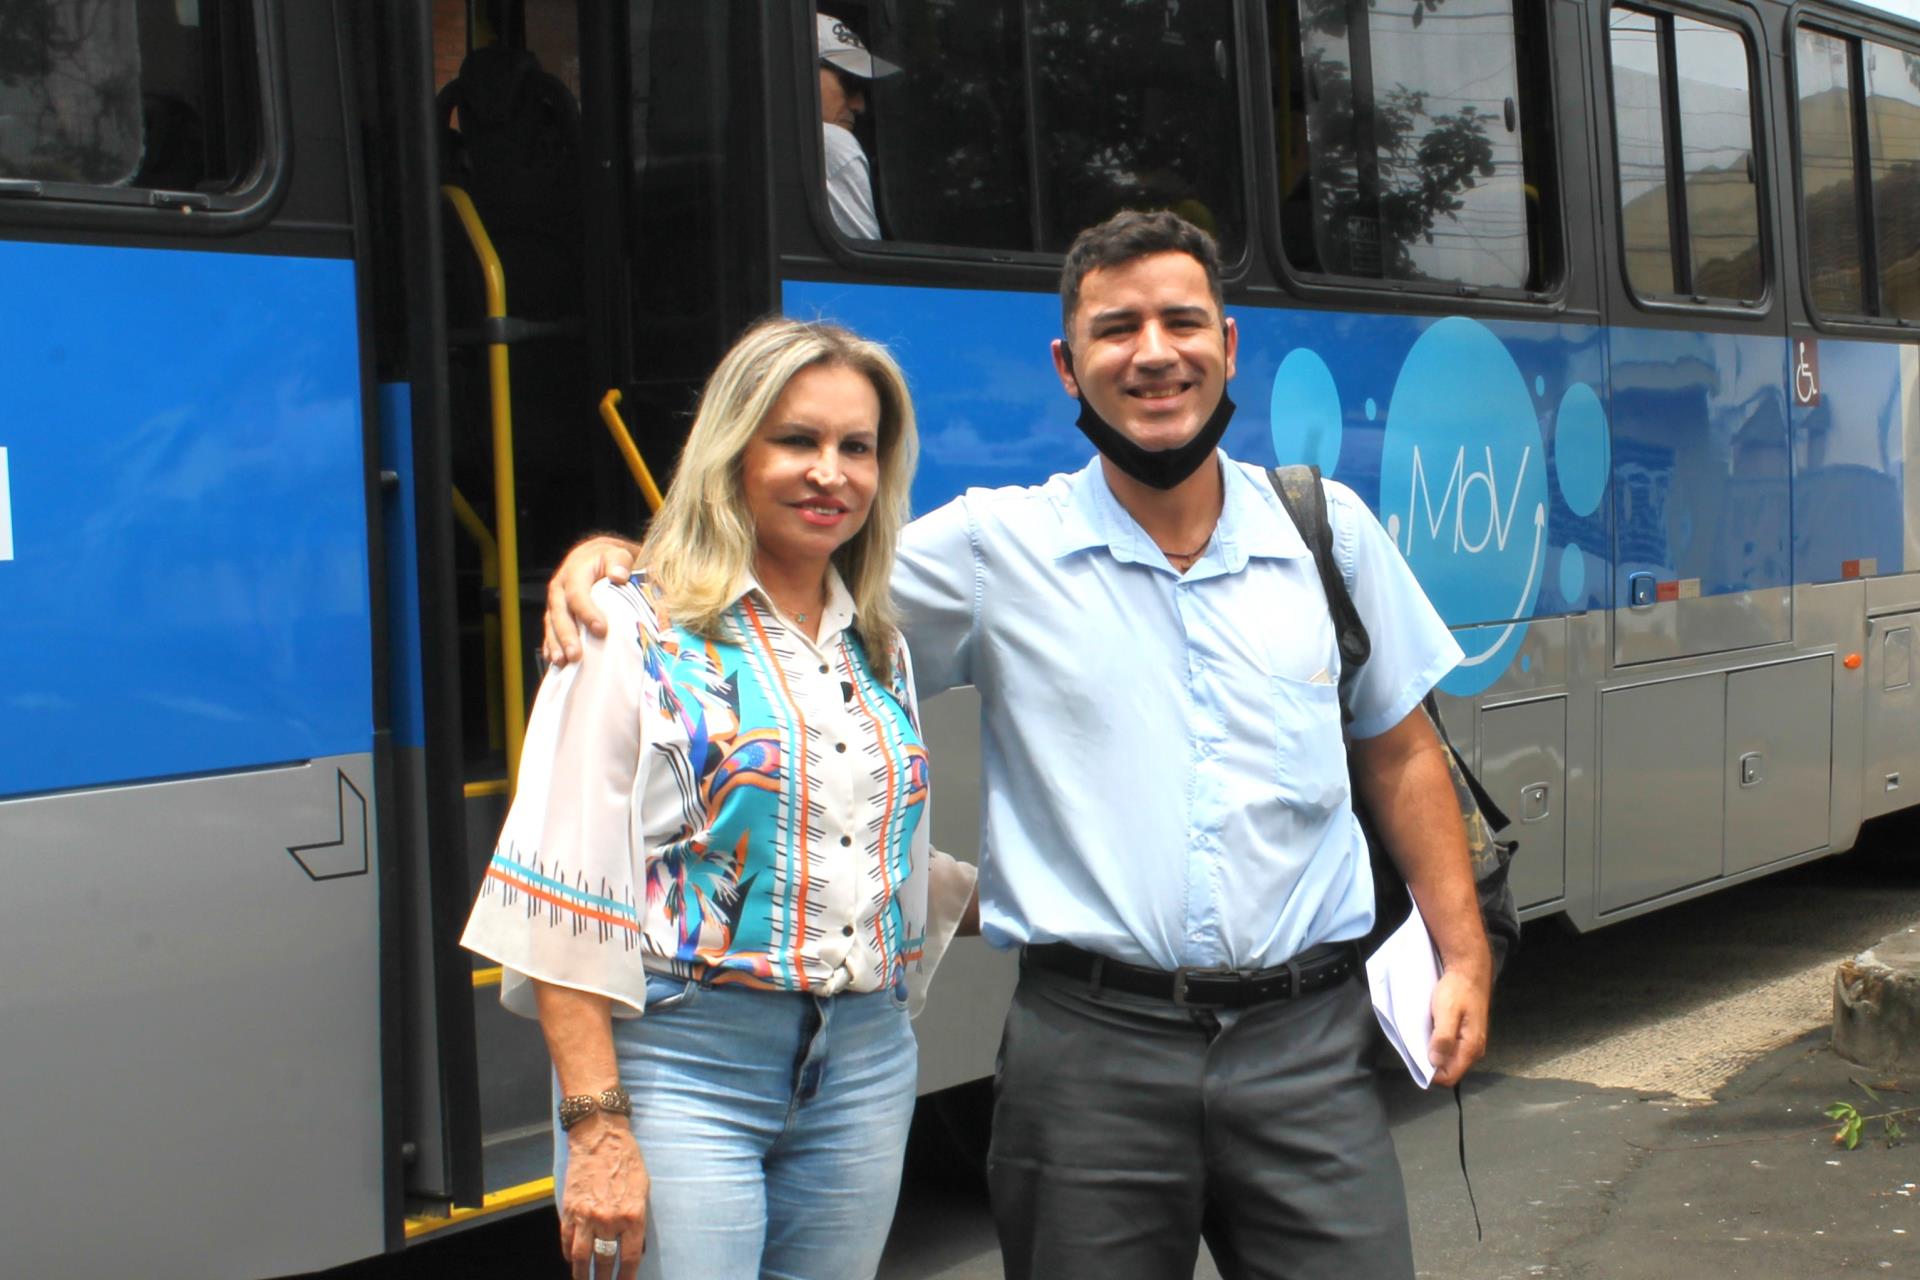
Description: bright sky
1857,0,1920,20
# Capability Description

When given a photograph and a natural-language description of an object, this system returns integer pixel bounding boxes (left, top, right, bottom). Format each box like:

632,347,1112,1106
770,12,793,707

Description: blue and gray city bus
3,0,1918,1273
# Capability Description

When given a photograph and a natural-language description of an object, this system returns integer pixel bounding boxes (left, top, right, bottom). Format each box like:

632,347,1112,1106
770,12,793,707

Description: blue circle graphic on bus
1270,347,1344,477
1559,543,1587,606
1377,317,1546,697
1553,382,1609,517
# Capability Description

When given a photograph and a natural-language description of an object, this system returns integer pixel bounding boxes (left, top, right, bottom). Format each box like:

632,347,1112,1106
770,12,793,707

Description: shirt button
835,742,847,753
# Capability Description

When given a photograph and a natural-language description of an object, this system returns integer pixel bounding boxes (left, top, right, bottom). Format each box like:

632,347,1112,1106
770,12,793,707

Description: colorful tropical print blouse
462,571,973,1018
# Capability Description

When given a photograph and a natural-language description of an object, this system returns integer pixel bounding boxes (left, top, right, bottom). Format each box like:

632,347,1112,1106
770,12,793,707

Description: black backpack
1267,464,1521,976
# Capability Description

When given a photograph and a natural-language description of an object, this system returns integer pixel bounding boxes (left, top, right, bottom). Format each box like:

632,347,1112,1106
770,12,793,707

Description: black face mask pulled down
1073,389,1237,491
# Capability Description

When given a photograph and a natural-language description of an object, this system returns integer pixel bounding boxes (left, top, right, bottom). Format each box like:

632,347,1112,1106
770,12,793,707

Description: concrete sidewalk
1393,1031,1920,1278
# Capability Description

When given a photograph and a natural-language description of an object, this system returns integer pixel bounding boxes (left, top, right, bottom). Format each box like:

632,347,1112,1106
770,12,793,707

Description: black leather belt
1023,940,1358,1008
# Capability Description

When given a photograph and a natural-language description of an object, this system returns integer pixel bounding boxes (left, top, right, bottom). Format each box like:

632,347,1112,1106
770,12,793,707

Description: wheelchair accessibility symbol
1794,338,1820,407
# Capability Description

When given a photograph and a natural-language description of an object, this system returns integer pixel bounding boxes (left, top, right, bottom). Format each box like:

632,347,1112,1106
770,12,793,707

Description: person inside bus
544,211,1490,1280
462,318,977,1280
817,12,898,240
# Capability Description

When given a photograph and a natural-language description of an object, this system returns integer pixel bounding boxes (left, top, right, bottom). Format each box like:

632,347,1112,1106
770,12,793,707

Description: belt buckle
1170,965,1237,1007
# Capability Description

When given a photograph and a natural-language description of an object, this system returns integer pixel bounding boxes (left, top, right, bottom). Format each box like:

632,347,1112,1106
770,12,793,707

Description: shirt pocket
1270,674,1351,816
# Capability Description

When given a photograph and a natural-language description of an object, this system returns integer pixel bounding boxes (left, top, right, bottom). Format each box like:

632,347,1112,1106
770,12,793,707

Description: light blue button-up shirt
892,453,1462,971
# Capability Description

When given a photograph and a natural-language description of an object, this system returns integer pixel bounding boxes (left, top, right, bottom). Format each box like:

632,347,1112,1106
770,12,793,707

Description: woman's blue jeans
554,974,918,1280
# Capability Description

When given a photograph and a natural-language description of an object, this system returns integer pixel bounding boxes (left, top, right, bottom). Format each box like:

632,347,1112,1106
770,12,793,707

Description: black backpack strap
1421,690,1512,833
1266,465,1371,717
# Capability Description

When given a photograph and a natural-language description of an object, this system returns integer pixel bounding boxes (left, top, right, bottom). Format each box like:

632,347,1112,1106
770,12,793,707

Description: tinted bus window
1610,8,1677,296
0,0,259,194
1278,0,1534,291
1865,39,1920,322
864,3,1030,251
1796,27,1866,316
1028,0,1243,253
1673,17,1760,301
861,1,1245,256
1608,6,1761,305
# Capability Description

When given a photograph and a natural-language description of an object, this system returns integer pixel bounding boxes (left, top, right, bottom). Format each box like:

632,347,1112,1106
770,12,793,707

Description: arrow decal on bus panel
0,447,13,561
287,769,370,881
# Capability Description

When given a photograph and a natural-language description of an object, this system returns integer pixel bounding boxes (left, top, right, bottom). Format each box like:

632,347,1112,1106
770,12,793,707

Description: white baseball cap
817,13,901,79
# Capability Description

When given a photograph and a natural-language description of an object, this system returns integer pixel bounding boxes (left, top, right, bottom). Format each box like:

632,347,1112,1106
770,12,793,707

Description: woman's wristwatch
558,1085,632,1131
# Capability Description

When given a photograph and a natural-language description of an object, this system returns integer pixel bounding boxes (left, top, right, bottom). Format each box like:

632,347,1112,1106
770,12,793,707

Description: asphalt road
302,810,1920,1280
880,809,1920,1280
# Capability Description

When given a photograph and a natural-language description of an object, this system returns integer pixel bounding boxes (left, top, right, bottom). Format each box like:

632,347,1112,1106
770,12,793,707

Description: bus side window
1273,1,1320,273
1270,0,1551,295
1797,27,1867,318
0,0,261,199
1864,38,1920,323
1794,24,1920,326
1608,5,1764,307
842,0,1246,258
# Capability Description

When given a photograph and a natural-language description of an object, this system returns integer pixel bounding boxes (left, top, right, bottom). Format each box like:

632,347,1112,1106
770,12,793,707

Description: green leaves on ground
1827,1080,1912,1150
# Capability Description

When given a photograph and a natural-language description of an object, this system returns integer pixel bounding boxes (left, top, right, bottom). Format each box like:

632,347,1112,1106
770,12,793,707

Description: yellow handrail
442,184,526,788
448,486,505,753
599,389,664,513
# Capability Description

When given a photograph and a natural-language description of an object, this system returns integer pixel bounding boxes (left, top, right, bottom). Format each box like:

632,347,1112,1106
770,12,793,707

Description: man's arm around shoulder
544,534,642,666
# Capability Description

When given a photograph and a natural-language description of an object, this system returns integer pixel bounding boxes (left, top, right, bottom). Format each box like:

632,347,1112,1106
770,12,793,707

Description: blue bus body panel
378,382,427,749
783,280,1916,691
1792,338,1910,583
1607,326,1792,605
784,280,1612,696
0,242,372,798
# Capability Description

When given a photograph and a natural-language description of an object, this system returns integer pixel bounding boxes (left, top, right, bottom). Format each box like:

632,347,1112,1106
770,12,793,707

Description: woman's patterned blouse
462,571,973,1017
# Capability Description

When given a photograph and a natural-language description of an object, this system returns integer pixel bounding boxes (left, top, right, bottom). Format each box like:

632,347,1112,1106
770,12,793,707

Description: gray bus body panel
0,754,383,1278
911,685,1019,1095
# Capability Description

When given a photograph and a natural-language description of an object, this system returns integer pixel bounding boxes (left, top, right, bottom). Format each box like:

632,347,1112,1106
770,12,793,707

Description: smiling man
545,210,1490,1280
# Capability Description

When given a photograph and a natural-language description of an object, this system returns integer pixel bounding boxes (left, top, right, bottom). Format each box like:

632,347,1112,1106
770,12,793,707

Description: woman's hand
544,535,642,666
558,1113,650,1280
534,980,647,1277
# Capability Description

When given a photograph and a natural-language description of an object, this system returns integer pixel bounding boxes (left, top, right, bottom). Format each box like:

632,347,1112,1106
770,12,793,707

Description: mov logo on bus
1273,316,1610,698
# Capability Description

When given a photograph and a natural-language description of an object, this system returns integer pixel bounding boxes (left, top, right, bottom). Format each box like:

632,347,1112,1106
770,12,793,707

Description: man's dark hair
1059,209,1225,341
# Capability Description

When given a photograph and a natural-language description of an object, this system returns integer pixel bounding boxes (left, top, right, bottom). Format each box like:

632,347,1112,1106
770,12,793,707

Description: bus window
855,0,1245,256
1673,17,1760,302
1025,0,1244,254
1607,5,1762,306
1865,39,1920,323
858,2,1030,251
1276,0,1538,292
0,0,260,196
1796,27,1866,317
1609,8,1677,296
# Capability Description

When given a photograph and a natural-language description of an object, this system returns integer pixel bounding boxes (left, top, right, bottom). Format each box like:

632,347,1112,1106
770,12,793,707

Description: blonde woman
463,318,976,1280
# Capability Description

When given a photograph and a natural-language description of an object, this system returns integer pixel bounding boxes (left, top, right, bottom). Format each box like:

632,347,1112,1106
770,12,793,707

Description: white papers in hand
1365,904,1439,1089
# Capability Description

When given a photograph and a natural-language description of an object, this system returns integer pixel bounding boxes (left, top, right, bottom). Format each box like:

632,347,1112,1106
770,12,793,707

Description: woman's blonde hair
640,317,919,682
